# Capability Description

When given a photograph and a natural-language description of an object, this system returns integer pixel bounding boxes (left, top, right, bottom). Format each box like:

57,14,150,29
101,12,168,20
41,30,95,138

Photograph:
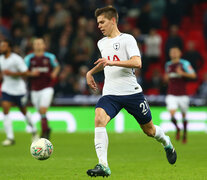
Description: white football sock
3,114,14,140
154,125,170,146
25,112,37,133
95,127,108,167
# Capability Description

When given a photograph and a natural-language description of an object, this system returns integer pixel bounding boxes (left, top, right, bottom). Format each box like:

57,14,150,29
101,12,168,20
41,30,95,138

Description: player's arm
26,70,40,77
176,65,197,79
86,62,104,90
51,65,60,79
3,69,40,77
2,70,29,77
94,56,142,69
163,73,169,83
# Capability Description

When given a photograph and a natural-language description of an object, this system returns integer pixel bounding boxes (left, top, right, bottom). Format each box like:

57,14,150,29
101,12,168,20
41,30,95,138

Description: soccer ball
30,138,53,160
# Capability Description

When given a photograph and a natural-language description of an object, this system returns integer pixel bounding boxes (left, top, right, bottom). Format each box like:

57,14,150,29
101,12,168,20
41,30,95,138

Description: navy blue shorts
1,92,27,108
96,92,152,125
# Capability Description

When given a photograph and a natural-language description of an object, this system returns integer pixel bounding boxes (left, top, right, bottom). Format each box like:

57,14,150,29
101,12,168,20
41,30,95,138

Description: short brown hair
95,6,118,23
2,39,13,48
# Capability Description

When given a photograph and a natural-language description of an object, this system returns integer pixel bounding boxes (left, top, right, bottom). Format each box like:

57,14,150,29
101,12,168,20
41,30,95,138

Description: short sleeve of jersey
181,59,195,73
97,38,105,54
44,52,59,68
24,53,34,67
125,35,141,58
16,55,28,72
165,62,171,73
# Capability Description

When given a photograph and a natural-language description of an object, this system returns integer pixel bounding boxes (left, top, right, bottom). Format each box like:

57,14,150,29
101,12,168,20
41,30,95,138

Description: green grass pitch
0,132,206,180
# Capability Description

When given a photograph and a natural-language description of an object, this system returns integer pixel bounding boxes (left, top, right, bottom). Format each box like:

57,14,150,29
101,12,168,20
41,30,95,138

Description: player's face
33,39,46,52
97,15,114,36
169,48,181,60
0,41,10,54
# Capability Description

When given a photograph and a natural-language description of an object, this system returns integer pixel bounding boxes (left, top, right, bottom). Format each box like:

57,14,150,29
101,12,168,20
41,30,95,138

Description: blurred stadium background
1,0,207,133
0,1,207,180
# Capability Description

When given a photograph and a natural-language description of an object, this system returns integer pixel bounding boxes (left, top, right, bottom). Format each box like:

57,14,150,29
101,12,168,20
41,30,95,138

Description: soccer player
165,46,196,143
0,39,38,146
86,6,177,177
24,38,60,140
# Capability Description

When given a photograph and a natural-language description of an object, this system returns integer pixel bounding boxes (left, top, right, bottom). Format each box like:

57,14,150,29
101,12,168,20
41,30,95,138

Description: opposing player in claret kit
165,46,196,143
0,39,38,146
86,6,177,177
24,38,60,140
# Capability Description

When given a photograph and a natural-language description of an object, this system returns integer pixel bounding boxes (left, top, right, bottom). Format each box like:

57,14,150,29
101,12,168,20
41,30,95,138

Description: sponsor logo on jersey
32,67,49,72
113,43,120,51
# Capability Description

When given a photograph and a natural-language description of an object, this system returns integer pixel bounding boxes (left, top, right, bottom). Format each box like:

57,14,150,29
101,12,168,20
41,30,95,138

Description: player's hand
86,72,98,91
176,66,184,76
30,70,40,77
94,58,113,67
51,72,57,79
2,70,14,76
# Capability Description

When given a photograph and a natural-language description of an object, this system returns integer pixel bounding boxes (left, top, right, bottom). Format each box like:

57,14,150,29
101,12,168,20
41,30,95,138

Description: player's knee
95,114,106,127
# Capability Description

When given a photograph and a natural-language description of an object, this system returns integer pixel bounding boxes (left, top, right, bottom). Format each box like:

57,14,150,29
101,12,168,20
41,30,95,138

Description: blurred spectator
165,25,183,61
134,69,143,86
12,27,24,46
0,19,10,39
86,19,100,41
21,36,35,55
71,28,95,72
65,0,82,23
21,14,34,37
57,34,70,65
204,10,207,46
73,65,89,95
53,2,71,27
150,68,162,89
83,0,104,18
149,0,166,28
198,73,207,98
55,23,74,65
144,28,162,63
121,19,133,34
34,3,50,36
54,65,75,97
137,2,151,34
182,41,204,72
131,28,145,53
131,28,149,73
165,0,183,26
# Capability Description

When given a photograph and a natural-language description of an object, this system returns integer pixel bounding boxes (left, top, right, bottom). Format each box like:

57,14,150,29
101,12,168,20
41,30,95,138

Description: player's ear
111,17,116,24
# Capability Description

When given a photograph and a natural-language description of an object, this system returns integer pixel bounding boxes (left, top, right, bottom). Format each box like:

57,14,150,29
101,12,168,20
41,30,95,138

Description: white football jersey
0,53,28,95
98,33,142,96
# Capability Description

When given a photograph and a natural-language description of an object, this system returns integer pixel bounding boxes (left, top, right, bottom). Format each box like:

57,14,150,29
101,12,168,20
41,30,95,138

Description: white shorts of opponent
165,95,190,113
31,87,54,110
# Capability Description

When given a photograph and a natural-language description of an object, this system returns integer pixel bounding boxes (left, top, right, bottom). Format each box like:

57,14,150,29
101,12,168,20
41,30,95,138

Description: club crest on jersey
113,43,120,51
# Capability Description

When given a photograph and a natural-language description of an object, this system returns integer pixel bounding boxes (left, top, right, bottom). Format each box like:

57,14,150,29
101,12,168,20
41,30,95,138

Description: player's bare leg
2,101,15,146
182,112,187,144
20,106,38,141
39,107,51,140
87,108,111,177
170,110,180,140
140,121,177,164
